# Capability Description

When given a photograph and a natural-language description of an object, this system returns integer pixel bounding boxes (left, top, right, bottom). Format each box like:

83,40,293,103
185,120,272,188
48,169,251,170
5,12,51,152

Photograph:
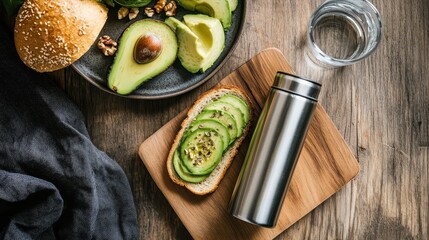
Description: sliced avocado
196,110,238,142
176,22,207,73
164,17,182,32
167,15,225,73
180,128,224,175
173,150,209,183
108,20,178,95
185,119,231,148
114,0,151,7
204,101,244,137
183,14,225,72
177,0,232,30
219,94,251,123
227,0,238,11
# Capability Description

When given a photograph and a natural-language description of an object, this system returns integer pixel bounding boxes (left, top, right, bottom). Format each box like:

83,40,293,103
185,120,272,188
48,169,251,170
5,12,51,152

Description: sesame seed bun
14,0,108,72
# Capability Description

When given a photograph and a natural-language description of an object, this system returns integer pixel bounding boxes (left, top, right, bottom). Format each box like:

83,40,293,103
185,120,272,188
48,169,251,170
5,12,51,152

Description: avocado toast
166,86,252,195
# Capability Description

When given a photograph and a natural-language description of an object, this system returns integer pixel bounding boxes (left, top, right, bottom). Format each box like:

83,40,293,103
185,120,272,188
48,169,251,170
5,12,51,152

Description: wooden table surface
40,0,429,239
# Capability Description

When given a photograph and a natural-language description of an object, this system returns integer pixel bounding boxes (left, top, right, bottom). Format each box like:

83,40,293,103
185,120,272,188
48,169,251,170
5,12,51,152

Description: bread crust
166,86,253,195
14,0,108,72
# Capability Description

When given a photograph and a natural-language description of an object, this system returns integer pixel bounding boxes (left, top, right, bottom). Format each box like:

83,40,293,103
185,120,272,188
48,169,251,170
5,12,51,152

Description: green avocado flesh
219,94,250,123
227,0,238,11
184,119,231,148
164,17,205,73
114,0,151,7
180,128,224,175
173,93,251,183
167,15,225,73
196,110,237,142
177,0,232,30
164,17,182,32
175,23,206,73
204,101,244,137
183,14,225,72
173,150,209,183
108,20,178,95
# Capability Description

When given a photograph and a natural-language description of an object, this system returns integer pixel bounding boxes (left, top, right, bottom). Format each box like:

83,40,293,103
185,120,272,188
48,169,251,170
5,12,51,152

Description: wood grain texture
56,0,428,239
139,49,359,239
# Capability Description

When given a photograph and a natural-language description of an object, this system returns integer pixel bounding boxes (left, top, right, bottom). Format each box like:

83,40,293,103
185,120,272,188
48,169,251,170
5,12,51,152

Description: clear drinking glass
306,0,382,68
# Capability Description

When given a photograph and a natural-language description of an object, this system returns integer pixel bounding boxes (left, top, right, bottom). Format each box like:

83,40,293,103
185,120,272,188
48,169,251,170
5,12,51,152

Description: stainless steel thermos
229,72,321,227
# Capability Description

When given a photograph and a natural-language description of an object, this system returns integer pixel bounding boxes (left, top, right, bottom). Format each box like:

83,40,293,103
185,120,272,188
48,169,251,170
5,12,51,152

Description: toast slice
166,86,252,195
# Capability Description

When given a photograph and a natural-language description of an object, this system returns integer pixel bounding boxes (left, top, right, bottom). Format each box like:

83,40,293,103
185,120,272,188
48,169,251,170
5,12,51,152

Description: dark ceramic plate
72,1,246,99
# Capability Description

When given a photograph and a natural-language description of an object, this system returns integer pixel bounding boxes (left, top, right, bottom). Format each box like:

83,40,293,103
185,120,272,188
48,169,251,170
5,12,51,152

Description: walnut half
164,0,177,17
118,7,129,20
144,7,155,17
129,7,139,20
97,35,118,57
154,0,166,13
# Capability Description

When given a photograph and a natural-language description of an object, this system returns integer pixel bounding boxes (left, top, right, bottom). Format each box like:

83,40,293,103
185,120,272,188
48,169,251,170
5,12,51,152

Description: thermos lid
273,72,321,101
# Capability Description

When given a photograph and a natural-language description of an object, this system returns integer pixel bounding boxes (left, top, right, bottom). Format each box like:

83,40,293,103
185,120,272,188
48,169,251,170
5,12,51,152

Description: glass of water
306,0,382,68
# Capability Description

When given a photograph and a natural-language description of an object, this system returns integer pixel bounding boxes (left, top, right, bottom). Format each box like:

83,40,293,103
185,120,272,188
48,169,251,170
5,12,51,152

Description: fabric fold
0,24,139,240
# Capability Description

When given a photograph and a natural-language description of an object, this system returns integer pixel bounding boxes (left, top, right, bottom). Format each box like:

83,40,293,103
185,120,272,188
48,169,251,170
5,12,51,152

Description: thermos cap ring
273,72,321,101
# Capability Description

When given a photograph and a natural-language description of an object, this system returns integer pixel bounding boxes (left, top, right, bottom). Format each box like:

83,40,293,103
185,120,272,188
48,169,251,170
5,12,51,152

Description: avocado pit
133,34,163,64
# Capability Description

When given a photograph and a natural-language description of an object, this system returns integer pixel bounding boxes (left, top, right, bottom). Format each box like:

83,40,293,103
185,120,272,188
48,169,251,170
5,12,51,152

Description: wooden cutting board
138,48,360,239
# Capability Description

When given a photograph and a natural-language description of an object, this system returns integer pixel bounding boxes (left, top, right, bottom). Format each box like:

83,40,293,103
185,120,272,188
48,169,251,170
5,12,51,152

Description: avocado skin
108,20,178,95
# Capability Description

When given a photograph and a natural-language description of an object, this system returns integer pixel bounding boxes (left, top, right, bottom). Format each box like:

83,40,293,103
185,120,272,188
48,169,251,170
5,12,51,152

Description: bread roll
14,0,108,72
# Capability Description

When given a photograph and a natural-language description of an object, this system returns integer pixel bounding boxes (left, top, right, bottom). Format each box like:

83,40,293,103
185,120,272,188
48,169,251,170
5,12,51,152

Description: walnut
164,0,177,17
144,7,155,17
154,0,166,13
97,35,118,57
129,8,139,20
118,7,129,20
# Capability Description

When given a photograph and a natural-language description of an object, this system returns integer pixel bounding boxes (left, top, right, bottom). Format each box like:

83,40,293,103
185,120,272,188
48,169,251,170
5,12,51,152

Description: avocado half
108,20,178,95
166,15,225,73
176,23,206,73
177,0,232,30
183,14,225,72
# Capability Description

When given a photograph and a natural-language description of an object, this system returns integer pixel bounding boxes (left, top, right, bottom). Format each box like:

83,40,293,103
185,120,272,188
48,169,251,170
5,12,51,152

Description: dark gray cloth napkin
0,25,139,239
